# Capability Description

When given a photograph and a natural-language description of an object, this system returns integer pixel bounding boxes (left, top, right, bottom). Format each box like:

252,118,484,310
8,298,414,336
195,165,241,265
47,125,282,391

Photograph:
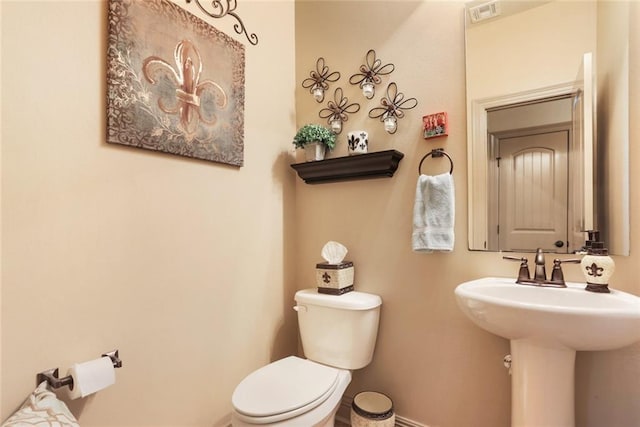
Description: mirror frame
463,0,630,255
466,82,589,251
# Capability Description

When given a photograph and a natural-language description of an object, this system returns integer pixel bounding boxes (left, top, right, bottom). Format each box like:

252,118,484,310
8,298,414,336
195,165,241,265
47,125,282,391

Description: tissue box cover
316,261,354,294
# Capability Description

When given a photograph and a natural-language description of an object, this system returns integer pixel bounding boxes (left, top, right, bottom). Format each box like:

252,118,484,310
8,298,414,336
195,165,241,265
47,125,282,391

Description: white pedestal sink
455,277,640,427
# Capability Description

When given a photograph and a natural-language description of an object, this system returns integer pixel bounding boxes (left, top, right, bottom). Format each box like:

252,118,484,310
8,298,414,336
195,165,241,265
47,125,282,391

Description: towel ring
418,148,453,175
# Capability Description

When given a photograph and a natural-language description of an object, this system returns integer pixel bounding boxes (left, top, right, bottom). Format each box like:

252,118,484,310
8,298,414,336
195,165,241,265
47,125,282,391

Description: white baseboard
337,395,428,427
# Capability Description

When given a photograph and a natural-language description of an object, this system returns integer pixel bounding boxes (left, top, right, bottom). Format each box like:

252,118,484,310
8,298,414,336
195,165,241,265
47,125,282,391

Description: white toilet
231,288,382,426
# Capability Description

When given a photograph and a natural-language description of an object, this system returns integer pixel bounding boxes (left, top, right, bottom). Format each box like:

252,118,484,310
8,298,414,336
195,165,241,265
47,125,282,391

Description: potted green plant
292,124,337,161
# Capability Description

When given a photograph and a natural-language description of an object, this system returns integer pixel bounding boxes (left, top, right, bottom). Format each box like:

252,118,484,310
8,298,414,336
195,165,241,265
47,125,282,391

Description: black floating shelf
291,149,404,184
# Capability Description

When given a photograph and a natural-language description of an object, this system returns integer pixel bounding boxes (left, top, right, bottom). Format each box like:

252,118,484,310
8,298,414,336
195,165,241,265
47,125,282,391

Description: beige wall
1,1,639,427
597,0,630,255
466,1,597,101
1,0,297,425
295,1,640,427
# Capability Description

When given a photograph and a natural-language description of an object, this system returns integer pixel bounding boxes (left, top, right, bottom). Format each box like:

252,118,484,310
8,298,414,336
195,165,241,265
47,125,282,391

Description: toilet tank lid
295,288,382,310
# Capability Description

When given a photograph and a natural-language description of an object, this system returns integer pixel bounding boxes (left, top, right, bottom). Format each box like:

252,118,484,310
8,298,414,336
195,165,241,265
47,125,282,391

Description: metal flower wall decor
107,0,245,166
302,58,341,103
368,82,418,134
319,88,360,134
300,49,418,137
349,49,395,99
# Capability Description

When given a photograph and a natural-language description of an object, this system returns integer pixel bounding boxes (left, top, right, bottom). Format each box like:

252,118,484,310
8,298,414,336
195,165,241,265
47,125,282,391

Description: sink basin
455,277,640,351
455,277,640,427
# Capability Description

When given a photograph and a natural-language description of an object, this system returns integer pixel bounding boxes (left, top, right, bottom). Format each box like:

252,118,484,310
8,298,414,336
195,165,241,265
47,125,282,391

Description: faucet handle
559,258,582,263
503,256,530,283
549,258,582,286
503,255,527,262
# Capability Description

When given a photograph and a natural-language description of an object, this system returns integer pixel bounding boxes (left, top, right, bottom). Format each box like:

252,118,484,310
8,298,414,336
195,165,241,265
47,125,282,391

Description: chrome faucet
503,248,581,288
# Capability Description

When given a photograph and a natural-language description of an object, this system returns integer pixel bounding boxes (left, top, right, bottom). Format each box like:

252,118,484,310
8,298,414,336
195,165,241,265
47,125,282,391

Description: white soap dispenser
580,230,614,293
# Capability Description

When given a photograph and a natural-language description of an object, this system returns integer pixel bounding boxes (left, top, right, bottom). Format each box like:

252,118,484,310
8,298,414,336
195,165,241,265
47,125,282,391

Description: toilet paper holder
36,349,122,389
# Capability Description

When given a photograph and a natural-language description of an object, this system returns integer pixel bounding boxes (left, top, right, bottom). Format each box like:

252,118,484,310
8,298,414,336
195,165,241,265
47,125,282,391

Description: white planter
304,142,326,161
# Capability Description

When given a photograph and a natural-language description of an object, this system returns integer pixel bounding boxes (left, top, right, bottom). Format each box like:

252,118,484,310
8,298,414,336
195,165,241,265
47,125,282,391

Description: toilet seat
232,356,340,424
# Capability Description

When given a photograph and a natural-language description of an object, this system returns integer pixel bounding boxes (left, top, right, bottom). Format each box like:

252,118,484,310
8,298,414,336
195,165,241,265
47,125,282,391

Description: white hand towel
412,172,455,252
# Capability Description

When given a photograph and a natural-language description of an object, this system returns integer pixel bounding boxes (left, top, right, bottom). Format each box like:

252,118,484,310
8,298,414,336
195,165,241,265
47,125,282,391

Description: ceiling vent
468,0,501,23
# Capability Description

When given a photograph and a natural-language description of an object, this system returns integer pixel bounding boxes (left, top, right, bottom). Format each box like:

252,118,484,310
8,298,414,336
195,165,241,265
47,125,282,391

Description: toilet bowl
231,356,351,426
231,289,382,426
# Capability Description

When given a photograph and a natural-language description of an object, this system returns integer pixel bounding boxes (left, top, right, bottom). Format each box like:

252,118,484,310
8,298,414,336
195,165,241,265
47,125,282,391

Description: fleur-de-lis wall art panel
107,0,245,166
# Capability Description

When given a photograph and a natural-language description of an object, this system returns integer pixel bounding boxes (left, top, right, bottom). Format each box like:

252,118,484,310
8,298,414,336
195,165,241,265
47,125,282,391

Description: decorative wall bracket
186,0,258,45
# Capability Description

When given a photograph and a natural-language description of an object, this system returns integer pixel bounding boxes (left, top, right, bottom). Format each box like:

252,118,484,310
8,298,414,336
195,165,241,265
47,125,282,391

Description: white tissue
321,241,348,264
66,356,115,400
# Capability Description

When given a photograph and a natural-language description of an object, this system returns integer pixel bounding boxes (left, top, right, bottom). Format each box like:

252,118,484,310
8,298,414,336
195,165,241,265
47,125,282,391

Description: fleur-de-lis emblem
142,40,227,138
347,134,360,151
369,82,418,121
367,82,418,134
349,49,395,96
322,272,331,284
301,57,341,103
585,262,604,277
347,132,368,151
319,88,360,133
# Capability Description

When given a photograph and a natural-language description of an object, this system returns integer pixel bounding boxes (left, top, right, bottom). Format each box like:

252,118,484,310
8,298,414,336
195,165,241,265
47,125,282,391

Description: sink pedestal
511,339,575,427
455,277,640,427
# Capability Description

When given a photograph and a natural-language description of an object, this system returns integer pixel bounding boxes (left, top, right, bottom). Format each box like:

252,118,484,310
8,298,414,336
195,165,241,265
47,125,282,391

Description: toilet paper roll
66,356,116,400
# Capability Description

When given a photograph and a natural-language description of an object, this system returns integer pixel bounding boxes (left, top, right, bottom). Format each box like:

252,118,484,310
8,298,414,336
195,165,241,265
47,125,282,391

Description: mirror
465,0,630,255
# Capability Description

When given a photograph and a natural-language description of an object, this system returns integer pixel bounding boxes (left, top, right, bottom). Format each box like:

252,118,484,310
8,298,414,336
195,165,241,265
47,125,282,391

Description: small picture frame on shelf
423,112,448,139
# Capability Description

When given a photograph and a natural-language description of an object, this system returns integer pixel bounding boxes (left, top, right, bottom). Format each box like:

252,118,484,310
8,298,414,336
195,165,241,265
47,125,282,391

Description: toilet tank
294,288,382,370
